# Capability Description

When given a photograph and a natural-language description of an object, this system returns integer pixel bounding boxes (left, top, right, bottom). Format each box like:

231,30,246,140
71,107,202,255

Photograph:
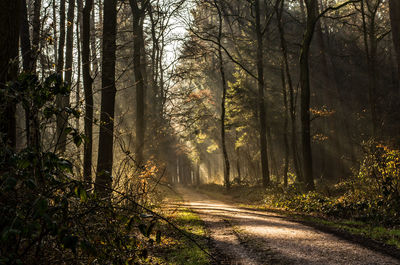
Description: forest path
176,186,400,265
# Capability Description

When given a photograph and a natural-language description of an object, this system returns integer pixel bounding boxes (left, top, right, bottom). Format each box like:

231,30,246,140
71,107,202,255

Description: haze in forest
1,0,400,264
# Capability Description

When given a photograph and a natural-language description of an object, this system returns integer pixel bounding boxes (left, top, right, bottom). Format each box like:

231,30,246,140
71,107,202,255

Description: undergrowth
152,189,210,265
0,74,169,264
198,141,400,249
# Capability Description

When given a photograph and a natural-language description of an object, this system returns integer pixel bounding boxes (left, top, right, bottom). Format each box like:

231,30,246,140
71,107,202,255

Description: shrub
263,140,400,226
0,74,158,264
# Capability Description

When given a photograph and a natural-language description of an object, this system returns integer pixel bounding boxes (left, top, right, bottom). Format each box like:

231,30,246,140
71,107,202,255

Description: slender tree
275,0,303,182
361,0,380,137
20,0,33,73
214,0,231,190
299,0,317,190
81,0,94,184
56,0,66,151
130,0,148,166
57,0,75,153
96,0,117,196
31,0,42,72
254,0,270,187
0,0,21,149
389,0,400,93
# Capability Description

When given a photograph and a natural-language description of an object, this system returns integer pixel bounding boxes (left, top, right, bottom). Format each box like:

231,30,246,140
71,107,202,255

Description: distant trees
1,0,399,193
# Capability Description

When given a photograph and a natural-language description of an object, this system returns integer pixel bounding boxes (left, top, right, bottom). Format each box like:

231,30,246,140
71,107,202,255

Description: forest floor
175,186,400,265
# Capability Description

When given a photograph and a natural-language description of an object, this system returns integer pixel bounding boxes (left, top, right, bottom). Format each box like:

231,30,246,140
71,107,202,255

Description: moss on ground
151,188,210,264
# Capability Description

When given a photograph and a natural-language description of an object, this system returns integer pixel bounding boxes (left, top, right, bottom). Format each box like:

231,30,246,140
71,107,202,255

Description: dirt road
176,187,400,265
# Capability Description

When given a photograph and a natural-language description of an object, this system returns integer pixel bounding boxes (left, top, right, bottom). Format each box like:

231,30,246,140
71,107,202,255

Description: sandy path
176,187,400,265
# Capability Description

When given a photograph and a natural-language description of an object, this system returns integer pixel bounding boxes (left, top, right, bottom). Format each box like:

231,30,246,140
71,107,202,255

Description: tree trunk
31,0,41,72
20,0,35,147
53,0,58,64
82,0,94,185
95,0,117,197
20,0,33,72
255,0,270,188
389,0,400,94
281,66,289,188
57,0,66,73
361,0,379,137
214,0,231,190
300,0,317,191
130,0,147,166
56,0,66,151
90,6,99,74
275,0,302,182
0,0,20,149
57,0,75,153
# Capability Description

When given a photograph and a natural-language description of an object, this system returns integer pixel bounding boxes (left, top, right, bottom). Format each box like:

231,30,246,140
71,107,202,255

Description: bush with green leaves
0,74,159,264
264,141,400,225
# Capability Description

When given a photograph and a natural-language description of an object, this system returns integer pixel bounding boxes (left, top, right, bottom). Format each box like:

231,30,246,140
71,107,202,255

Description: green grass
298,215,400,248
164,208,209,265
152,190,210,265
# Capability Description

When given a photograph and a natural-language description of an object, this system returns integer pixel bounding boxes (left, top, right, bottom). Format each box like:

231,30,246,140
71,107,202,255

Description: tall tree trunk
20,0,35,147
95,0,117,197
57,0,66,73
275,0,302,182
20,0,33,72
389,0,400,94
361,0,379,137
214,0,230,190
56,0,66,151
281,66,289,187
81,0,94,184
130,0,147,166
57,0,75,153
31,0,42,72
196,163,200,186
300,0,317,191
255,0,270,188
0,1,20,149
236,143,241,185
90,6,99,74
53,0,58,64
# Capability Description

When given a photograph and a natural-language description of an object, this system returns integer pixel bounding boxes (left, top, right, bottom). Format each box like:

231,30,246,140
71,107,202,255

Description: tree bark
389,0,400,93
0,0,20,149
361,0,379,137
130,0,147,166
20,0,35,147
20,0,33,72
275,0,302,182
31,0,42,72
300,0,317,191
255,0,270,188
214,0,231,190
57,0,75,153
96,0,117,197
281,65,289,187
57,0,66,73
56,0,66,151
82,0,94,184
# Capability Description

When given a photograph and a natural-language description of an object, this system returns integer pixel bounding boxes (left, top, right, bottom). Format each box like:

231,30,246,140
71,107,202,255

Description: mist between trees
2,0,400,195
1,0,400,262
